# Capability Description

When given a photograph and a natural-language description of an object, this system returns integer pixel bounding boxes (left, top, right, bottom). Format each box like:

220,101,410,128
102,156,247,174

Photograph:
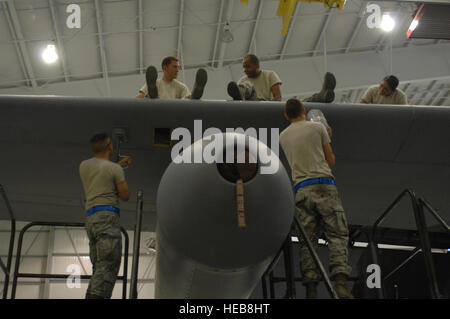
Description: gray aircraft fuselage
0,96,449,232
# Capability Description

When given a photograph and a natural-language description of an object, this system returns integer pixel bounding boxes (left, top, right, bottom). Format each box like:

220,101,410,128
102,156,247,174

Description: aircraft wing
0,95,449,231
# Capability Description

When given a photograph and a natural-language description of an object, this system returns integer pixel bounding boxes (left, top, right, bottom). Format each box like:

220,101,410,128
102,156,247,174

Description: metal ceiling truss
216,0,234,69
48,0,69,82
344,1,368,54
248,0,264,55
312,7,334,57
4,0,37,88
279,2,301,60
211,0,225,68
94,0,111,96
138,0,144,74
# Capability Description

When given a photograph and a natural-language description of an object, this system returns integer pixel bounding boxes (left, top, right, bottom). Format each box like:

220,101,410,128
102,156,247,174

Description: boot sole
227,82,243,100
323,72,336,90
314,72,336,103
145,66,158,98
191,68,208,99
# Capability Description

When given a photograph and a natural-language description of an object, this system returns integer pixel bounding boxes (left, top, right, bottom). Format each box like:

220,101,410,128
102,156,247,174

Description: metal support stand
129,190,144,299
261,239,284,299
261,220,338,299
368,239,384,299
413,202,440,299
269,272,275,299
10,221,129,299
294,216,338,299
369,189,447,299
282,233,296,299
0,184,16,299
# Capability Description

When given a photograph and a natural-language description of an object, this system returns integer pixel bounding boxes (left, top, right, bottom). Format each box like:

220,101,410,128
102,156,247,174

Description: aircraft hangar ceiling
0,0,449,104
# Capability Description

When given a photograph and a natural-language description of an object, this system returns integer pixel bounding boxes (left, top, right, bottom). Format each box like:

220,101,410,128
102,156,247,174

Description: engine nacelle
155,132,294,298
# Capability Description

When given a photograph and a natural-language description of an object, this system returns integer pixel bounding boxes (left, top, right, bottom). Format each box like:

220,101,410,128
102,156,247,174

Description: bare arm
116,181,131,201
323,143,335,167
271,84,282,101
327,127,332,138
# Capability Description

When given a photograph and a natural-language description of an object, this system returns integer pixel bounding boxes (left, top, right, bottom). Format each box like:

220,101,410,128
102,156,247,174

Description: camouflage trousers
85,211,122,298
294,183,351,284
237,82,260,100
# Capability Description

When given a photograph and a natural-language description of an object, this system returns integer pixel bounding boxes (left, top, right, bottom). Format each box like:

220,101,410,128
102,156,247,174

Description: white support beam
344,1,367,54
312,8,333,57
346,89,355,102
279,3,301,60
177,0,185,83
430,89,444,105
48,0,69,82
248,0,264,55
402,82,411,93
5,0,37,88
2,2,29,86
413,80,437,105
177,0,184,60
41,226,55,299
211,0,225,68
217,0,234,69
427,85,444,105
94,0,111,97
436,89,450,106
138,0,143,74
354,88,365,103
408,87,420,102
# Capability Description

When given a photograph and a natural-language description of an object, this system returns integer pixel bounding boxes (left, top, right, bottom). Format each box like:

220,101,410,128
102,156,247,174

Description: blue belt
294,177,336,193
86,205,120,217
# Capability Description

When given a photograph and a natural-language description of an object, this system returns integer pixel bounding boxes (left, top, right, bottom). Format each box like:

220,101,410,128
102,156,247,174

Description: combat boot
191,68,208,99
304,72,336,103
305,282,318,299
227,81,243,100
334,273,354,299
145,65,158,98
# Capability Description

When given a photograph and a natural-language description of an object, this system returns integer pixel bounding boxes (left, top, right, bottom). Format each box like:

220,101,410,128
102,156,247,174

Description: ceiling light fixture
221,22,234,43
42,44,59,64
380,13,395,32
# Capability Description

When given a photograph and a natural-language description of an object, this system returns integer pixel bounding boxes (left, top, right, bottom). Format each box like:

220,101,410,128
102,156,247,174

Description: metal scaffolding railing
261,219,338,299
368,188,449,299
0,184,16,300
10,221,130,299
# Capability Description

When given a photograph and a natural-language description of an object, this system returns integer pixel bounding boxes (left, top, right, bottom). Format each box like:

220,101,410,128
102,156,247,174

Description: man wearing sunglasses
79,133,131,299
360,75,407,105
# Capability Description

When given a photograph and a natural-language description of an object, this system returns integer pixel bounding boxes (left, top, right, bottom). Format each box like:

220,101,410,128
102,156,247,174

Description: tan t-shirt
79,158,125,211
140,78,190,99
362,85,408,105
280,121,334,185
237,70,282,101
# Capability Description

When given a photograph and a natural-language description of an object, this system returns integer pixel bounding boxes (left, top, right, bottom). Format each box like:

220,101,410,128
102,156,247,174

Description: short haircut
285,99,305,119
90,132,111,153
384,75,399,91
244,54,259,66
162,56,178,69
